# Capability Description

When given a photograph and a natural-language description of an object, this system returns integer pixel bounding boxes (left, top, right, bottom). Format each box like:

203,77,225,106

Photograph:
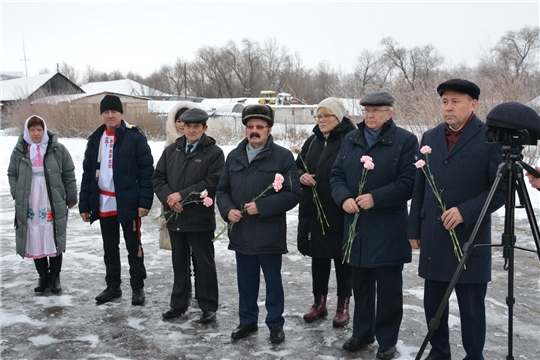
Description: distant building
82,79,173,100
0,71,26,81
0,72,84,119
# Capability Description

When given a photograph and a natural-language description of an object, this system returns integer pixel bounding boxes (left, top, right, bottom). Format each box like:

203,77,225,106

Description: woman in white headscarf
8,115,77,294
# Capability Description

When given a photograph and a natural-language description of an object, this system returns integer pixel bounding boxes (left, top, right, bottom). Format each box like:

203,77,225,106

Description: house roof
82,79,172,97
0,71,26,81
1,73,59,101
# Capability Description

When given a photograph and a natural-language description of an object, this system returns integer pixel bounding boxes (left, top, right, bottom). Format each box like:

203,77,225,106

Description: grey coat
8,132,77,258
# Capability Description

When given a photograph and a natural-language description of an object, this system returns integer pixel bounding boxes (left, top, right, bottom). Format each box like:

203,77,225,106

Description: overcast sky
2,1,539,80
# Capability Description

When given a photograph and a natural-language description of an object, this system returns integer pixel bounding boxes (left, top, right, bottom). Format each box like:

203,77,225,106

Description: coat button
439,187,444,192
436,216,441,221
444,160,449,164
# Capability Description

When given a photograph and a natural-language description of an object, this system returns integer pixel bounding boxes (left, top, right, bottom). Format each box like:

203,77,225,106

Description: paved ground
1,193,539,360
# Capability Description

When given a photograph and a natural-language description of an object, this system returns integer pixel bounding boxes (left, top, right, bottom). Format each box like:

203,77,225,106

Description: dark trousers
312,257,352,298
235,252,284,328
351,264,404,346
424,279,487,360
99,216,146,290
169,230,218,312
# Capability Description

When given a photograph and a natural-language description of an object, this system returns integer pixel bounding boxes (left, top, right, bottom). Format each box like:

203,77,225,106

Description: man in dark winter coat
331,92,418,360
79,95,154,306
408,79,505,360
152,108,224,324
216,104,301,344
296,97,356,327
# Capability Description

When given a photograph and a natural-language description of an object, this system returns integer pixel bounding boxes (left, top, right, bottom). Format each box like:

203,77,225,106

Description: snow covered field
1,134,539,360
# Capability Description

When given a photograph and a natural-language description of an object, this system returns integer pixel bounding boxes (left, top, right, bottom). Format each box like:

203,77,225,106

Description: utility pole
20,40,31,76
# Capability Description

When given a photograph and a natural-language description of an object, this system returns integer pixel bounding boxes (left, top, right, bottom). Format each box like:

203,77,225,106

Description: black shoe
342,336,375,351
231,323,258,340
377,345,397,359
162,307,185,319
424,356,451,360
34,276,49,293
269,326,285,344
132,288,145,305
95,287,122,303
50,274,62,294
200,311,216,323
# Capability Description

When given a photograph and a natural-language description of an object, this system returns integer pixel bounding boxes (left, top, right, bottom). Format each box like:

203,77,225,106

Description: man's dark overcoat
330,119,419,267
408,115,505,283
216,135,301,255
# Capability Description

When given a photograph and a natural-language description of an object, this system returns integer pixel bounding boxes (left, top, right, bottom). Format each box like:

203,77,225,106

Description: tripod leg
415,163,507,360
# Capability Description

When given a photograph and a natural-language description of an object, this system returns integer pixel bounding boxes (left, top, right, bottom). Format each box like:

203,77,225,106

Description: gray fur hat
317,97,346,122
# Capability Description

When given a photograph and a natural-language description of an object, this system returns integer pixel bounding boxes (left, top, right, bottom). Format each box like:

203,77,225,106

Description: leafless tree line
53,27,538,113
32,26,540,160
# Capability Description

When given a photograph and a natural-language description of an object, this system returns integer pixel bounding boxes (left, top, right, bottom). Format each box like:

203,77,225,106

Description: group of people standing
8,78,539,359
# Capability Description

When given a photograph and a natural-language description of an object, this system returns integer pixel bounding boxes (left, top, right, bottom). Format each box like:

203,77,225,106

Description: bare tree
59,62,80,85
196,45,239,97
381,37,443,92
225,39,263,97
261,38,292,92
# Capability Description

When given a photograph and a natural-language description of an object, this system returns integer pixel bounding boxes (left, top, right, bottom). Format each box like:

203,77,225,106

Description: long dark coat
407,116,505,283
296,117,355,258
330,119,419,267
152,133,224,232
216,135,302,255
79,120,154,224
8,131,77,257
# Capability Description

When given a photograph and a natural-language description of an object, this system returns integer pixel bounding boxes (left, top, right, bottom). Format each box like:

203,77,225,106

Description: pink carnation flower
290,145,302,154
273,173,284,192
363,160,375,170
203,197,213,207
200,189,208,198
420,145,432,155
361,155,373,163
414,159,426,168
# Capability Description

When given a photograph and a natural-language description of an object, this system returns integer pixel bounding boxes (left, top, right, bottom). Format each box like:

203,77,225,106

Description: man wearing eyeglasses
216,104,301,344
331,92,419,359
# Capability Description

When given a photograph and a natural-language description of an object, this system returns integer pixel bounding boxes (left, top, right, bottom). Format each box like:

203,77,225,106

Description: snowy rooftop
0,73,58,101
82,79,172,98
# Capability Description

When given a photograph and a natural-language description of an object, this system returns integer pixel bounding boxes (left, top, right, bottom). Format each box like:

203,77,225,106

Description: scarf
23,115,49,166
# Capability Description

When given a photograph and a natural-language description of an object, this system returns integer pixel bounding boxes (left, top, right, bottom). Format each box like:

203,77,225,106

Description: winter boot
303,294,328,322
33,257,50,292
332,297,350,327
49,254,63,294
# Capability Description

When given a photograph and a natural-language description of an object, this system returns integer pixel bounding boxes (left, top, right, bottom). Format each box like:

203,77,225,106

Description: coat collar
434,115,482,158
351,119,397,147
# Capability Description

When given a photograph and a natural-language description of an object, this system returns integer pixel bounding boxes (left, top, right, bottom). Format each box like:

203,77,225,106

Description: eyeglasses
314,114,336,120
246,124,269,130
362,109,390,115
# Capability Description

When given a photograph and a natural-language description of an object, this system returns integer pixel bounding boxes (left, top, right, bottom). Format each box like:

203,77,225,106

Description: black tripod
415,145,540,360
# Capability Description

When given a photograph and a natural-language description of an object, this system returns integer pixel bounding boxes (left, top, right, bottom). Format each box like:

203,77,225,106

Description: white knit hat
317,97,346,122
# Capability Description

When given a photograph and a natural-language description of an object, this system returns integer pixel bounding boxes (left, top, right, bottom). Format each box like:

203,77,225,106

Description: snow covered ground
1,135,539,360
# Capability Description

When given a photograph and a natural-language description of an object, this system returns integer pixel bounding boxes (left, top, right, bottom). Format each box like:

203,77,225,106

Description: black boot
49,254,63,294
33,258,49,293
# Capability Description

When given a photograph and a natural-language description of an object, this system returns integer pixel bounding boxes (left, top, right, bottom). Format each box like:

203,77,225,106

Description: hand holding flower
243,202,259,215
212,173,284,242
227,208,243,223
414,146,464,265
300,173,316,186
441,207,464,230
355,193,374,210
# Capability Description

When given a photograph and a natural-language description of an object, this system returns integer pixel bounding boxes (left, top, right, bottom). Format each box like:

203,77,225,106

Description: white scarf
23,115,49,166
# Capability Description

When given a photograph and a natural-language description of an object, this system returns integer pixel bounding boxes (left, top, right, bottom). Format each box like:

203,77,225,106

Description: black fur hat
100,95,123,114
486,102,540,133
242,104,274,127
